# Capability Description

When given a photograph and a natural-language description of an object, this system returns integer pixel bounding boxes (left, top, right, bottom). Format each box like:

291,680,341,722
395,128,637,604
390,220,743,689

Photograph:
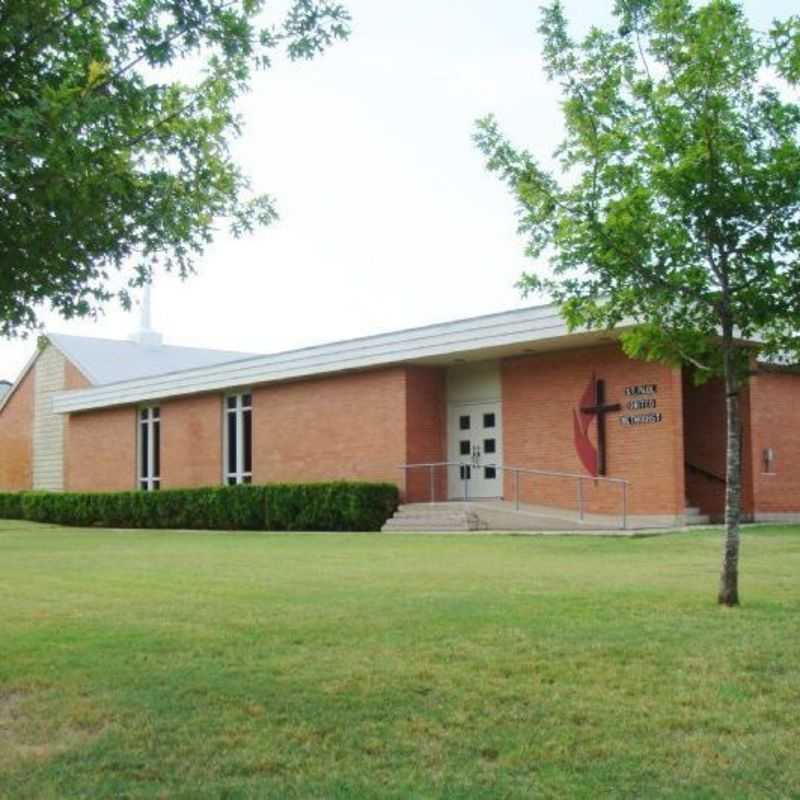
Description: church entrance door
447,402,503,500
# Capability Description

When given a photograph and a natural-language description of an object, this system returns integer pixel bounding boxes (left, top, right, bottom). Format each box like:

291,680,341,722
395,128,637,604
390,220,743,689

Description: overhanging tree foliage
0,0,349,336
475,0,800,606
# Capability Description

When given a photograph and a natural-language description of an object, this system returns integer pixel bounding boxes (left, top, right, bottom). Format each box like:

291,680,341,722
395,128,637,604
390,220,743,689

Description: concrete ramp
381,501,604,533
382,500,696,533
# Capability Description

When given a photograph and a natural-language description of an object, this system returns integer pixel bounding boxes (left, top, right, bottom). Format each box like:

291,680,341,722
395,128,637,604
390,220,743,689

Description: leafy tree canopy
475,0,800,606
475,0,800,377
0,0,350,336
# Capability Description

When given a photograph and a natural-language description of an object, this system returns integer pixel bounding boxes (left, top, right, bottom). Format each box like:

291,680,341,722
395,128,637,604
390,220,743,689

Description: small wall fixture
763,447,776,474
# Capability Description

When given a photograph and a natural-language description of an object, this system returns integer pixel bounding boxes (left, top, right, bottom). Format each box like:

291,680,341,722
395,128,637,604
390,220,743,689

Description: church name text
619,412,663,426
624,384,657,396
619,384,662,426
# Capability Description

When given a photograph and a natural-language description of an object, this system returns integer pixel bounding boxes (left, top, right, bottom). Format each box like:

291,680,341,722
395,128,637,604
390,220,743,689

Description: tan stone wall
160,394,222,489
502,345,685,517
0,348,93,493
252,367,407,488
65,406,136,492
32,345,66,490
0,367,34,491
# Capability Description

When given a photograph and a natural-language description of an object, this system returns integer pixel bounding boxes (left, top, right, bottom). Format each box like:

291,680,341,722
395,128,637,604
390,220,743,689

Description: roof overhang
756,360,800,375
53,304,626,414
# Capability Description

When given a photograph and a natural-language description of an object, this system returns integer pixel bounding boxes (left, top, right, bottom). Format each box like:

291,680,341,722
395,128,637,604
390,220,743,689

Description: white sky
1,0,794,380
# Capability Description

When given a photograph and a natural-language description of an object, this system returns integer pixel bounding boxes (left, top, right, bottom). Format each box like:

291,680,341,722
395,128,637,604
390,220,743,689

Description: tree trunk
718,340,742,606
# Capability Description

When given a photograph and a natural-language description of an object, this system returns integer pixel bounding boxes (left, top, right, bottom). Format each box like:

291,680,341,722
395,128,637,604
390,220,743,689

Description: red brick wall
0,351,92,493
65,406,137,492
749,370,800,515
502,345,685,517
64,396,223,493
741,384,755,517
57,366,441,498
405,366,447,502
51,346,773,526
64,361,91,390
0,368,34,491
61,362,95,490
252,367,408,489
161,394,222,489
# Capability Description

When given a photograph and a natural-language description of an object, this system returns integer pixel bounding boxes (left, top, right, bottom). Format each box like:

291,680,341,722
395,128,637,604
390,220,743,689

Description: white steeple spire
130,282,163,347
141,283,153,331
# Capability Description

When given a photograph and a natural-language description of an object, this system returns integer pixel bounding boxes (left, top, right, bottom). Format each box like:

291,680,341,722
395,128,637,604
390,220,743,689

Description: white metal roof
0,334,255,414
48,333,255,386
53,303,610,414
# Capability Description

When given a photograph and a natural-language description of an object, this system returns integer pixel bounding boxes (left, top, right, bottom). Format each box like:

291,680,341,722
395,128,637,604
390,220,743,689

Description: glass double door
447,402,502,499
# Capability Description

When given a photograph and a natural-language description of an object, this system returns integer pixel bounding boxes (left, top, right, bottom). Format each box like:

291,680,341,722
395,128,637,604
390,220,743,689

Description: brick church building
1,303,798,528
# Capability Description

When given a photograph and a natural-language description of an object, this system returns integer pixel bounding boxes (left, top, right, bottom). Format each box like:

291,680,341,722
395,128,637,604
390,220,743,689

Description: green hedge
0,492,23,521
0,482,398,532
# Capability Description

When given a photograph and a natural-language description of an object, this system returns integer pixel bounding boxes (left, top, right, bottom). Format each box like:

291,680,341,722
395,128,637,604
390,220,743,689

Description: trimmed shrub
0,482,398,532
264,482,399,532
0,492,23,520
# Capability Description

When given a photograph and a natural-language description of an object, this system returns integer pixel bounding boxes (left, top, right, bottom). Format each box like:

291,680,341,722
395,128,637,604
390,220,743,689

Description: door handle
472,445,481,467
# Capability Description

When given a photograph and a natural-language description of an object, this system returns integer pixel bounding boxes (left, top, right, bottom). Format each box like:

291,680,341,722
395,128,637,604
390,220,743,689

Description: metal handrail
398,461,630,530
685,461,726,484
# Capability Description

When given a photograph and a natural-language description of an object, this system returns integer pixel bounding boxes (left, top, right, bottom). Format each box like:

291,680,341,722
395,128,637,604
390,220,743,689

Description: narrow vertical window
138,406,161,491
224,392,253,485
227,409,238,481
153,409,160,483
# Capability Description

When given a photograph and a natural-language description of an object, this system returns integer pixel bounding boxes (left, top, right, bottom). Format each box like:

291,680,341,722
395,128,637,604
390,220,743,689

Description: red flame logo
573,374,598,477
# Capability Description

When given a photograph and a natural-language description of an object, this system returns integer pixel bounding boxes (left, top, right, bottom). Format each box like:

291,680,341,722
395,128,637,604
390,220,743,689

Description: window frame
137,405,161,491
223,391,253,485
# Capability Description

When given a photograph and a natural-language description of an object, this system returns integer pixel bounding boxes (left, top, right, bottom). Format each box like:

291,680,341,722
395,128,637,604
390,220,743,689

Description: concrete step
683,501,710,525
383,522,487,532
383,524,487,533
390,513,479,523
392,503,468,514
382,504,488,532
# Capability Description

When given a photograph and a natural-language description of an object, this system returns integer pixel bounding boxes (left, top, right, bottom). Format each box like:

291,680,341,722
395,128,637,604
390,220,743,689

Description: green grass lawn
0,522,798,799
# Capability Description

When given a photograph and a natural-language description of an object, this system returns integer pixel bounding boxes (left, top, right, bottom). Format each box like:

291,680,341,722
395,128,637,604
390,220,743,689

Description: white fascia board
52,304,584,414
